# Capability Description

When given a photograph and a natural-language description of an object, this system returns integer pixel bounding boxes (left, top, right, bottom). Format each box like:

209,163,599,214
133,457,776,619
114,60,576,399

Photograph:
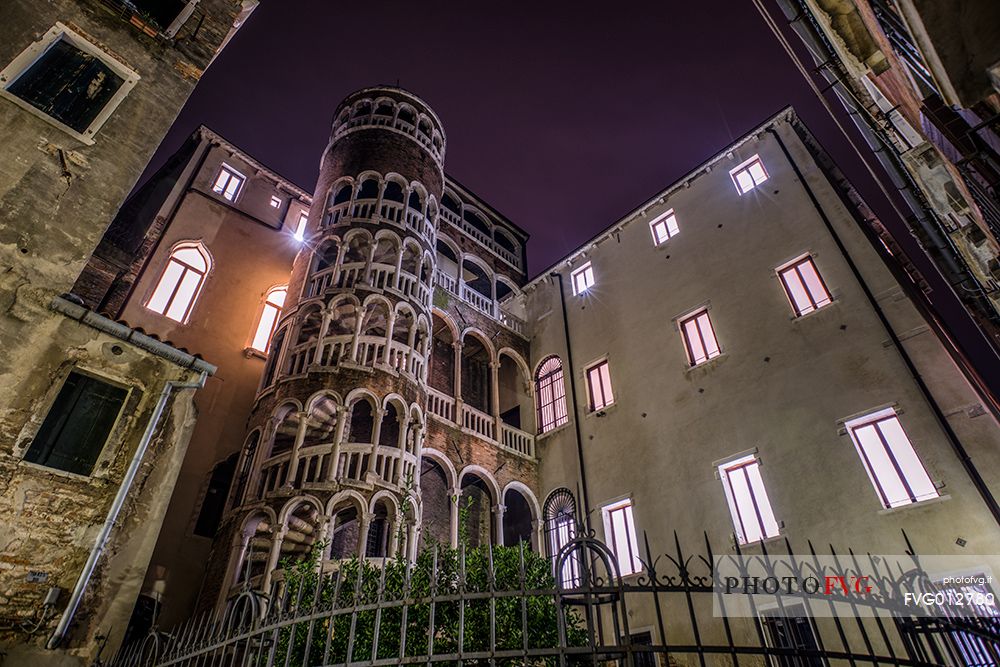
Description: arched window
536,356,569,434
147,242,212,323
250,286,287,352
543,489,579,587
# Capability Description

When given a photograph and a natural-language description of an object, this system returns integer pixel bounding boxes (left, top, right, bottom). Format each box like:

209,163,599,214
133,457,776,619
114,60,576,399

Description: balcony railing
434,270,526,336
425,387,534,459
256,443,418,496
439,208,523,271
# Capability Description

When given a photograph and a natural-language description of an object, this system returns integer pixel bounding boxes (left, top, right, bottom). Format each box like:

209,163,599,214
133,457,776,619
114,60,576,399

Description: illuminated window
544,489,579,587
585,359,614,411
601,499,642,576
730,155,768,194
650,209,680,245
536,356,569,433
571,261,595,295
778,255,832,316
251,286,288,352
212,164,245,201
679,309,721,366
845,408,938,508
146,242,211,323
718,453,780,544
269,195,281,208
294,212,308,241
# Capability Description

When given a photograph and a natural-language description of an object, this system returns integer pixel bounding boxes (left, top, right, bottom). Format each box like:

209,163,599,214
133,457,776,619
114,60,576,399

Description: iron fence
99,530,1000,667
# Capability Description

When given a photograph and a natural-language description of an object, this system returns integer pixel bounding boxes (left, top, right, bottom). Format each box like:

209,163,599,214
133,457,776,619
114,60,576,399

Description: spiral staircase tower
218,87,446,595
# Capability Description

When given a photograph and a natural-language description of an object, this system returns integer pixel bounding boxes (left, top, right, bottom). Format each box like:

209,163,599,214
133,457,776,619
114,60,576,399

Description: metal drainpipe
772,0,1000,333
768,126,1000,528
46,371,208,650
549,272,593,531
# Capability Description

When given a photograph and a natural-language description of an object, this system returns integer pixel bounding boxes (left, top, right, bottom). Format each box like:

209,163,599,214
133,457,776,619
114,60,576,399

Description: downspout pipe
46,371,209,650
769,127,1000,528
550,272,593,531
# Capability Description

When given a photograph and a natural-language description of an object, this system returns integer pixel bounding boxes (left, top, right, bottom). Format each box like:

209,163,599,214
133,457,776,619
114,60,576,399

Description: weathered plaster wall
0,306,202,664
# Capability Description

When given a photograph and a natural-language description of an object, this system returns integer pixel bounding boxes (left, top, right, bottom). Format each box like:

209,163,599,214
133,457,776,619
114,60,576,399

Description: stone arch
269,401,302,457
417,451,453,549
400,237,422,276
494,228,519,255
371,229,401,266
495,275,521,303
278,494,324,524
460,254,494,300
502,482,538,549
344,390,379,443
498,347,533,431
459,465,499,548
233,509,275,585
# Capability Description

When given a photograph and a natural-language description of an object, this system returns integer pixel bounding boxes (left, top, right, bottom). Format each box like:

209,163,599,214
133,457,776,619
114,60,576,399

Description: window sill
537,421,573,441
684,352,727,375
733,533,785,551
877,494,950,516
18,460,97,483
585,402,618,420
789,299,838,323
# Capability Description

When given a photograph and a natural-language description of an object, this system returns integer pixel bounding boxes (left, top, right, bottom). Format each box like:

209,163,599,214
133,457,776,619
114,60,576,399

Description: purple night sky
144,0,1000,385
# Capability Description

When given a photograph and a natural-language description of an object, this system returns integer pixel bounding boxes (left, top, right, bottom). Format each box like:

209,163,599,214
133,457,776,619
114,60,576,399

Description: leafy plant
271,539,587,665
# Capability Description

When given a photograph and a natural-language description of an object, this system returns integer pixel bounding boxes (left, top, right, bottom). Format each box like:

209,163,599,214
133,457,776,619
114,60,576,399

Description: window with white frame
571,261,595,295
269,195,282,208
601,499,642,576
250,286,288,352
679,308,721,366
294,212,308,241
585,359,615,411
0,23,140,145
845,408,938,508
718,453,780,544
650,209,680,245
730,155,769,194
146,242,212,323
212,164,245,201
543,489,579,587
778,255,833,316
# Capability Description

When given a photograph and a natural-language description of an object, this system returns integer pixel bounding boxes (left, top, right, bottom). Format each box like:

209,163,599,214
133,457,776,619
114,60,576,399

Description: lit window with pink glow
536,355,569,433
679,309,721,366
778,255,832,316
845,408,938,508
212,164,245,201
585,360,614,411
729,155,768,194
269,195,282,208
571,261,595,295
251,286,288,352
294,212,308,241
601,499,642,576
718,454,780,544
650,209,680,245
146,242,211,323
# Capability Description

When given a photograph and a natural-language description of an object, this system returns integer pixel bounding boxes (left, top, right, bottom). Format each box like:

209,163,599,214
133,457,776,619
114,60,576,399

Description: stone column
357,512,373,559
382,310,396,365
285,412,311,488
349,310,365,361
490,360,501,441
327,408,348,482
393,245,404,291
262,524,288,593
365,408,386,478
494,503,506,547
407,522,420,561
394,415,408,486
313,308,333,366
453,340,463,422
449,489,461,548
